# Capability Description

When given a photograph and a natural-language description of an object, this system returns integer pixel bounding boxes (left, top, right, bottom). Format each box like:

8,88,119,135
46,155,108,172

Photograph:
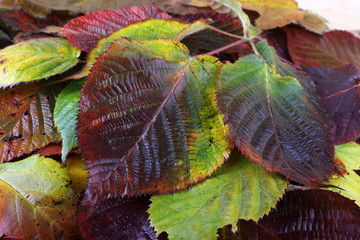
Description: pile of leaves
0,0,359,239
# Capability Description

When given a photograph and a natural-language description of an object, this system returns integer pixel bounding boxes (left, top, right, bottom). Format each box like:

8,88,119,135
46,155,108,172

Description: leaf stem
249,38,261,56
205,39,246,56
209,26,244,40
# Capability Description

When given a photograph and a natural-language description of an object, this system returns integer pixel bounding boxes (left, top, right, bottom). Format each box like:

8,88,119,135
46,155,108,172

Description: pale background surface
297,0,360,31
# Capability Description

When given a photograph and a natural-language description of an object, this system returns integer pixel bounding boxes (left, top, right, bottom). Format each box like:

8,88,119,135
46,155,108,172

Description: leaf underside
302,64,360,145
60,5,170,51
0,155,78,239
78,38,230,201
217,52,335,184
149,153,288,240
218,189,360,239
0,38,81,87
285,27,360,69
0,83,61,163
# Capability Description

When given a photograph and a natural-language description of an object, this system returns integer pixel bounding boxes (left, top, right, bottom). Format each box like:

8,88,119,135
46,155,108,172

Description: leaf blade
78,39,230,198
0,83,61,163
217,53,335,184
0,38,81,87
149,153,288,240
54,78,86,162
0,154,79,239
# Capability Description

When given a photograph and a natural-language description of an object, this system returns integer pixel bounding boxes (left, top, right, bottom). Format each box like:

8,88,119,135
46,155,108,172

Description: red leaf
77,196,157,240
285,27,360,69
303,64,360,144
0,83,61,162
0,9,65,32
60,5,170,51
218,190,360,239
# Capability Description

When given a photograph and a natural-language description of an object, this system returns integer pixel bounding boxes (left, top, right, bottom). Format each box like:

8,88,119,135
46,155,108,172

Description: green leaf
54,78,86,162
217,53,335,185
0,154,79,239
325,142,360,206
149,153,288,240
0,38,81,87
72,19,204,79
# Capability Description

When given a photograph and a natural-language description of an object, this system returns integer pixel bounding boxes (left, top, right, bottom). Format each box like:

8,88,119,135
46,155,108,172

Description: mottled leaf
72,19,198,79
218,190,360,239
77,196,157,240
325,142,360,206
0,9,64,32
66,154,88,195
60,5,170,51
255,40,333,133
217,51,335,184
0,83,61,163
0,154,79,239
303,64,360,144
149,153,288,240
54,78,86,162
286,27,360,69
0,38,81,87
78,38,230,200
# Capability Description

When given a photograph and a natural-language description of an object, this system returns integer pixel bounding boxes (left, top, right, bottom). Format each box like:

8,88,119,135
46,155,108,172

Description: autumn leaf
54,78,86,162
149,153,288,240
72,18,206,79
217,43,335,184
255,8,327,34
323,142,360,206
77,196,156,240
0,38,81,87
303,64,360,144
0,83,61,163
0,154,79,239
60,5,170,51
285,27,360,69
218,190,360,239
78,38,230,200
